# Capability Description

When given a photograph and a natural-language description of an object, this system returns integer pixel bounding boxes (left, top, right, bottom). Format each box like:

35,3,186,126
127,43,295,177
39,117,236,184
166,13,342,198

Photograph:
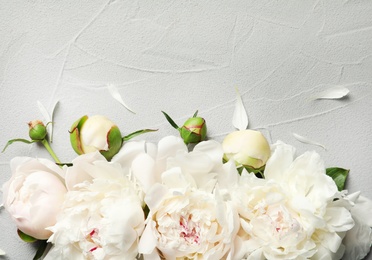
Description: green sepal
33,240,49,260
123,129,158,142
326,167,349,191
56,162,73,167
180,127,202,144
100,126,123,161
192,110,198,117
2,138,37,153
161,111,180,130
180,117,207,144
17,229,37,243
223,158,265,178
69,115,88,155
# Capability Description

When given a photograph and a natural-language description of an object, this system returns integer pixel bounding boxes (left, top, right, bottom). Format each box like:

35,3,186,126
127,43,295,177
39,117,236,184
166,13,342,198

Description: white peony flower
2,157,66,240
231,141,355,260
46,152,145,260
135,137,239,259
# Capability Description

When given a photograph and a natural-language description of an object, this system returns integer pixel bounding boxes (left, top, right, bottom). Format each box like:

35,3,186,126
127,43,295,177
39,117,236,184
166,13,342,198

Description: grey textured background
1,1,371,259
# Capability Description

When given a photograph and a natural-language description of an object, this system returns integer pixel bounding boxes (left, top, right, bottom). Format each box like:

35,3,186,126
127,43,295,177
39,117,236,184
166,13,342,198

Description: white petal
343,216,372,260
112,140,147,166
138,223,159,257
194,140,224,166
313,86,349,100
264,141,295,181
107,84,136,114
132,153,156,192
232,89,248,130
0,249,5,255
49,100,59,143
161,167,189,190
37,100,59,142
37,100,51,123
293,133,327,150
350,195,372,227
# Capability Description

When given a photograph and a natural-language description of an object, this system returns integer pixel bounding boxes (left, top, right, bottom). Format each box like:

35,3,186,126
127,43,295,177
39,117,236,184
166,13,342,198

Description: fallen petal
293,133,327,150
232,89,248,131
313,86,349,100
107,84,136,114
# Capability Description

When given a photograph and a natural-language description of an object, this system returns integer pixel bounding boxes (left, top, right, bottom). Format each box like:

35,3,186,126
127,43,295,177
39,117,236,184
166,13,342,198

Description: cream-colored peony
2,157,66,240
45,152,145,260
127,136,240,259
231,141,355,260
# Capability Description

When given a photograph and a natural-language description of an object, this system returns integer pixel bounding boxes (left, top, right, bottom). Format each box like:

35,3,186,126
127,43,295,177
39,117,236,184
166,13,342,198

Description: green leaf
161,111,179,130
123,129,158,142
33,240,49,260
2,139,37,153
17,229,37,243
326,167,349,191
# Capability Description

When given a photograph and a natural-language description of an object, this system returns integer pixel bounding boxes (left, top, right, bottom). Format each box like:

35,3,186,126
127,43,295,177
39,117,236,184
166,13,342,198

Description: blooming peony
45,152,145,260
231,141,355,260
129,136,240,259
2,157,66,240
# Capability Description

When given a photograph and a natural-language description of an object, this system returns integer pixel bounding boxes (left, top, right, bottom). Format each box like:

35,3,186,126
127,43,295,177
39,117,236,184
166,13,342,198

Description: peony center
179,215,201,245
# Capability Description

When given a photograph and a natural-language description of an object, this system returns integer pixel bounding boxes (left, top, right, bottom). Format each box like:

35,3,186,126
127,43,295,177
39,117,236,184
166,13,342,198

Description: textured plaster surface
0,1,371,259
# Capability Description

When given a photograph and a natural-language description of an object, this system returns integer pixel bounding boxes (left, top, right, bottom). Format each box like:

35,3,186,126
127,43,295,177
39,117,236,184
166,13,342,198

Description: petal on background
0,248,5,255
313,86,349,100
107,84,136,114
232,89,248,131
293,133,327,150
37,100,59,142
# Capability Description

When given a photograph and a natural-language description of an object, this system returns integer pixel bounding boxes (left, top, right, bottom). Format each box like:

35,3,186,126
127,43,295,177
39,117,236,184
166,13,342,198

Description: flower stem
41,139,61,164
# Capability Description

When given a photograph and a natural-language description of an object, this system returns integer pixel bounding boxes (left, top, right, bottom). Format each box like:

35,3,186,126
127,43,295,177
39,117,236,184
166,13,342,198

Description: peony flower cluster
2,115,372,260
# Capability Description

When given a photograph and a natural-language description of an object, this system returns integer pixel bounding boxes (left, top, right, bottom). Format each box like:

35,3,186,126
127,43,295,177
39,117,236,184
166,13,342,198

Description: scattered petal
313,86,349,100
232,88,248,130
50,101,59,143
107,84,136,114
37,100,59,142
37,100,50,122
293,133,327,150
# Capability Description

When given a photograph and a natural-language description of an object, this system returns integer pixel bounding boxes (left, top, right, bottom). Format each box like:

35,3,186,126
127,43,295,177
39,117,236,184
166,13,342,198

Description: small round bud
28,120,47,141
180,117,207,144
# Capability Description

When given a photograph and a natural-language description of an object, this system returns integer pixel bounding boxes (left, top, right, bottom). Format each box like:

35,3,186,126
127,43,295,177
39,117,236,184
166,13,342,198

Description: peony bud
28,120,47,141
180,116,207,144
222,130,270,169
162,110,207,145
69,115,122,161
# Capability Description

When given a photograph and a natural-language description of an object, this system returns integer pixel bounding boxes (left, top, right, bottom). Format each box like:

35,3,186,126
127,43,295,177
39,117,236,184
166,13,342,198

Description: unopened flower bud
162,110,207,145
180,117,207,144
222,130,270,169
28,120,47,141
69,115,122,161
